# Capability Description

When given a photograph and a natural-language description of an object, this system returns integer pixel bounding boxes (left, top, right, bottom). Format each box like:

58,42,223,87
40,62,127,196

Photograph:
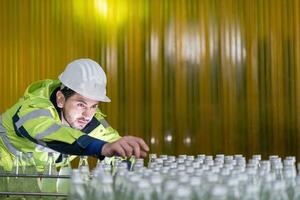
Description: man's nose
82,108,93,117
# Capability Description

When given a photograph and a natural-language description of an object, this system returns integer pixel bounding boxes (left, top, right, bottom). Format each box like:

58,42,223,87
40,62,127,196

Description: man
0,58,149,171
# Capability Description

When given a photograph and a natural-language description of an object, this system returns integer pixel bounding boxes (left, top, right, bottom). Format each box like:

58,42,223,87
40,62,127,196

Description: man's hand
101,136,149,158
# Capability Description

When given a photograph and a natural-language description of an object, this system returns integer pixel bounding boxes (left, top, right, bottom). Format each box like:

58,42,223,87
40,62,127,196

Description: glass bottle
226,177,241,200
189,177,202,200
125,174,142,200
68,169,86,200
283,168,297,199
242,184,260,200
0,152,8,192
57,154,72,193
162,180,177,200
92,174,114,200
208,185,228,200
78,156,89,169
133,158,145,171
41,152,58,199
150,175,163,200
260,173,275,200
112,156,123,175
269,181,289,200
114,168,127,200
22,152,40,193
133,179,152,200
7,151,24,192
79,163,91,198
293,177,300,200
173,185,192,200
148,154,157,168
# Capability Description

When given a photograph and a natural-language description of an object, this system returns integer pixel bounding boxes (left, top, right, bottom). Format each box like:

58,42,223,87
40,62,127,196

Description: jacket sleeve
46,136,107,158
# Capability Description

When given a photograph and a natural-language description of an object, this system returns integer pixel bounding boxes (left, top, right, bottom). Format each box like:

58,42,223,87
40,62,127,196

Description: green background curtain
1,0,300,159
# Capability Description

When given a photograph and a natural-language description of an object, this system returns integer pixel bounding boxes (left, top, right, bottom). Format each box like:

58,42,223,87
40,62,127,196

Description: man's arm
47,135,149,158
46,135,107,158
13,106,149,158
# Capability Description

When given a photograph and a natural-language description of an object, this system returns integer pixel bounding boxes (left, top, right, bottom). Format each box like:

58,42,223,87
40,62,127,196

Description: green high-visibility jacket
0,79,121,171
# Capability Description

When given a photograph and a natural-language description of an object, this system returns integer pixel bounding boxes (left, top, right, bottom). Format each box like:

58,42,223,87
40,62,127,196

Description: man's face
56,91,99,130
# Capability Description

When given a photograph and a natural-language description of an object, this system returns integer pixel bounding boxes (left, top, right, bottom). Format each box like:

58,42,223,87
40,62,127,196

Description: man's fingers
119,141,133,157
123,136,149,158
127,139,141,158
101,143,109,156
136,138,149,152
113,143,126,157
140,150,148,158
102,136,149,158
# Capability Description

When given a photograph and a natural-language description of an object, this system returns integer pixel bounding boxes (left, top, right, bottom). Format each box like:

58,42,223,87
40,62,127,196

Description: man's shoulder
2,80,59,119
22,79,59,100
19,79,60,109
25,79,60,95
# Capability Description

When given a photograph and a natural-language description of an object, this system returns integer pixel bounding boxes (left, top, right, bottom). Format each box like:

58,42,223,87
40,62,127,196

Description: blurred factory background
0,0,300,159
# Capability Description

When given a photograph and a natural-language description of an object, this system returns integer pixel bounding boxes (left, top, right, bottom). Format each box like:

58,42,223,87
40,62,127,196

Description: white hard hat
58,58,111,102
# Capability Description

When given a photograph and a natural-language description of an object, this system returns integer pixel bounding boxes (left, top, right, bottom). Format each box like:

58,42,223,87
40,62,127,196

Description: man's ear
56,91,65,108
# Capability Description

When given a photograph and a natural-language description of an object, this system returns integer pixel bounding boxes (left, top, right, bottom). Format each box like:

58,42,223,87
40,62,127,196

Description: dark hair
60,85,76,100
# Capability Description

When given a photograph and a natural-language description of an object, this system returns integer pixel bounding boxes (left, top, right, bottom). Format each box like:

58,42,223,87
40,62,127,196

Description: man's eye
78,103,85,108
92,105,98,109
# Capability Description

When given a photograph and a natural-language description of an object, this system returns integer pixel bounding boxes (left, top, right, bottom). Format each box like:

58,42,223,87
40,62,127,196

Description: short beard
71,124,82,130
61,110,83,130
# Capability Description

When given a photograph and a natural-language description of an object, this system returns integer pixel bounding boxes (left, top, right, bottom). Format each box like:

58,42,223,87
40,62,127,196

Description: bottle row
1,153,300,200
